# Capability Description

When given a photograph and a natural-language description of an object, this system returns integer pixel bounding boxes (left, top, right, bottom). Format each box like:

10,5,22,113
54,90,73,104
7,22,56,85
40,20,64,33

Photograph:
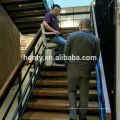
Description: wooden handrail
0,28,42,107
91,2,112,120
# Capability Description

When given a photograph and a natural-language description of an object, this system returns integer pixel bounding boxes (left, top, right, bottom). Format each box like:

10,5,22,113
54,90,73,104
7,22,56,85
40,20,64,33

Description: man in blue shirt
43,4,66,55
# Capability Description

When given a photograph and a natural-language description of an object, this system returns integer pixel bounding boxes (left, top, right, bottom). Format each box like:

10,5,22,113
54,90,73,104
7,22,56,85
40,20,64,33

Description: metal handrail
91,2,112,120
0,27,46,120
0,28,41,106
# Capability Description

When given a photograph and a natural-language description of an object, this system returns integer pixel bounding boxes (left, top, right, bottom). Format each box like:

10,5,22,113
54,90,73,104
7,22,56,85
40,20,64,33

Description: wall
20,34,35,56
59,6,90,27
116,1,120,119
0,4,20,89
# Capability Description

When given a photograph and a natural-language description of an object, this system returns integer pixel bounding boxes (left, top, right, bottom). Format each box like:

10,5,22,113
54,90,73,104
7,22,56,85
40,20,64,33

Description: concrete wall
0,4,20,89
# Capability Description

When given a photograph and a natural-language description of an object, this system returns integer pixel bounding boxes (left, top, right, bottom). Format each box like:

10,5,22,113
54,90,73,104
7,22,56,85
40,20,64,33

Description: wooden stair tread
40,71,96,77
6,2,44,11
43,64,65,68
22,111,99,120
36,79,97,86
11,10,46,18
32,88,98,101
1,0,31,3
14,16,43,23
40,71,67,77
33,88,97,95
27,99,99,109
36,79,67,85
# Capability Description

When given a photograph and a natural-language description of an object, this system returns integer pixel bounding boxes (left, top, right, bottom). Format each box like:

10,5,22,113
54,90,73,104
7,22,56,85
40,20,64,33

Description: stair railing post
29,48,36,102
33,48,36,69
18,71,22,119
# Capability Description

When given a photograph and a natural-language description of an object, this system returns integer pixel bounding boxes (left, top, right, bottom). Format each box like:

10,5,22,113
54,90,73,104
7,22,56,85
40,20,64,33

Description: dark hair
52,4,61,10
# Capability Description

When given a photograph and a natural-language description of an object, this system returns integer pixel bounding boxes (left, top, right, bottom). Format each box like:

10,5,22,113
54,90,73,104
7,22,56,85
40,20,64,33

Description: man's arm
43,13,59,35
43,21,59,34
64,33,73,68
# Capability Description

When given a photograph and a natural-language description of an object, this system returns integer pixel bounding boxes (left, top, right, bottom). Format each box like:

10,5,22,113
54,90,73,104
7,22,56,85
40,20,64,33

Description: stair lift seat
41,24,58,66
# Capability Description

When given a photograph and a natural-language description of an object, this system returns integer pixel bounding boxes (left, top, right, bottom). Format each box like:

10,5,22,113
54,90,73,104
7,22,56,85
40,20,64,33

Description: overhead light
61,10,66,13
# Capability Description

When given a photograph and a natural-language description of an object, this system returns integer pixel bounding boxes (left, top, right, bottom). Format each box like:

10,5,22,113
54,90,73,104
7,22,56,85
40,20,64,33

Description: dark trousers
67,64,90,120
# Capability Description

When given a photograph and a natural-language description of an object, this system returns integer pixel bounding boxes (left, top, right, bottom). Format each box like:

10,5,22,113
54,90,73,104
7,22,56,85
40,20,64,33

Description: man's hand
43,21,60,35
53,30,59,35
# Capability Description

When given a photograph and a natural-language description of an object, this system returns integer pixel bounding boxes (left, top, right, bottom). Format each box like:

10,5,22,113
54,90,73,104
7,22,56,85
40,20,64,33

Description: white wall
20,34,35,56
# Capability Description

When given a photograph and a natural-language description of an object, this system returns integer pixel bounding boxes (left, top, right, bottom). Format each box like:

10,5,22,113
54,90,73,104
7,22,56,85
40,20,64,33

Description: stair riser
40,72,96,77
35,80,97,89
22,111,99,120
32,96,98,101
41,67,95,72
32,93,98,101
41,68,66,71
26,108,99,115
35,85,97,89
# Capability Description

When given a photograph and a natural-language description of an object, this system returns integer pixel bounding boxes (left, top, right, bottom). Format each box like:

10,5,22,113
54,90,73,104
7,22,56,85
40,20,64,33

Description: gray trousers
67,64,90,119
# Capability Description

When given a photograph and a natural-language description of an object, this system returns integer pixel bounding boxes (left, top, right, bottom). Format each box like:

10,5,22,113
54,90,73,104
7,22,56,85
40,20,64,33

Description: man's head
51,4,61,17
79,18,91,31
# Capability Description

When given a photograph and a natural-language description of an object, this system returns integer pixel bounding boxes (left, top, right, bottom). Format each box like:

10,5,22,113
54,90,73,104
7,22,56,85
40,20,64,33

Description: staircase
22,64,100,120
0,0,49,34
0,1,112,119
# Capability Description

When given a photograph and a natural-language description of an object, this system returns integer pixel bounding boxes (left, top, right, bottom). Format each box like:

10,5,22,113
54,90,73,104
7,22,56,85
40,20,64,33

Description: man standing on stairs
43,4,66,55
64,18,100,120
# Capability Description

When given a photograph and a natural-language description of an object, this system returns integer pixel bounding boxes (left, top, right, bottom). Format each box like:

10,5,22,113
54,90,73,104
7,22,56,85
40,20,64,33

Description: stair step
40,71,96,77
42,64,66,71
22,111,99,120
40,71,67,77
32,88,98,101
11,10,46,18
6,2,44,11
27,99,99,114
43,64,66,68
36,79,67,85
36,79,97,89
